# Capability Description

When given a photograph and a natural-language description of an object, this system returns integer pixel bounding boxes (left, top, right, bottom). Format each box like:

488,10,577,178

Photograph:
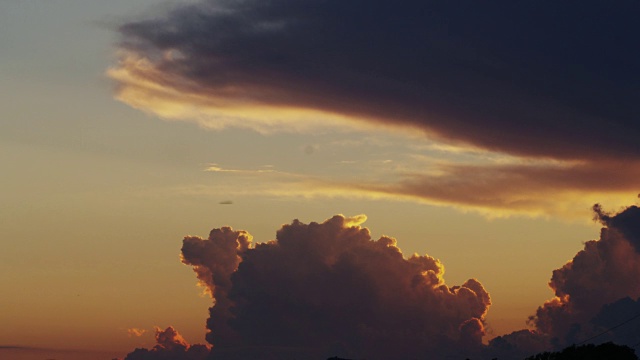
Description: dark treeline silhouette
325,343,639,360
523,342,637,360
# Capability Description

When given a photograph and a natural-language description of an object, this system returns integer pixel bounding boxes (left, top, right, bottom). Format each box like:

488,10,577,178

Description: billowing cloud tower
181,215,491,359
491,205,640,357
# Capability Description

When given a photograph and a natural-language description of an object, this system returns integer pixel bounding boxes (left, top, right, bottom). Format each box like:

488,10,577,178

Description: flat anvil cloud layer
114,0,640,161
181,215,491,359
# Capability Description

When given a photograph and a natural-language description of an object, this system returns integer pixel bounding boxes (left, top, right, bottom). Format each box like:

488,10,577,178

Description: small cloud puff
127,328,147,338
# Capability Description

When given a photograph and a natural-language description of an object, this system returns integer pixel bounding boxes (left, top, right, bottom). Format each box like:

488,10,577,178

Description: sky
1,1,639,359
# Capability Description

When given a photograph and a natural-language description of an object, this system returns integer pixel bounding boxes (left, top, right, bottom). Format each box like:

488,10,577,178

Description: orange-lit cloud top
112,0,640,161
180,215,491,359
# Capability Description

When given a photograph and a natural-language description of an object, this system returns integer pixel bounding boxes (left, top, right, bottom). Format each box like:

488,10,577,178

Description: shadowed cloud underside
112,0,640,161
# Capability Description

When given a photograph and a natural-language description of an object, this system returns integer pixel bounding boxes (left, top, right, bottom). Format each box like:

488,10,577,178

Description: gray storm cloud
180,215,491,359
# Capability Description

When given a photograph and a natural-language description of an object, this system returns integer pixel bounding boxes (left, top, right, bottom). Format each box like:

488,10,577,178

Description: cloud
111,0,640,219
593,204,640,252
181,227,252,345
529,205,640,344
122,327,210,360
176,157,640,218
487,330,550,360
111,0,640,161
127,328,147,337
590,297,640,347
204,164,276,174
117,204,640,359
491,205,640,354
343,160,640,217
180,215,491,359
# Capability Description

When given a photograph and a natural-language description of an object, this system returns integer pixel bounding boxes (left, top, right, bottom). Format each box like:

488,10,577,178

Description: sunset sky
2,1,640,359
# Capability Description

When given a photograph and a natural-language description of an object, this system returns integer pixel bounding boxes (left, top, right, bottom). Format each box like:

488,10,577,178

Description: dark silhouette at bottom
524,342,637,360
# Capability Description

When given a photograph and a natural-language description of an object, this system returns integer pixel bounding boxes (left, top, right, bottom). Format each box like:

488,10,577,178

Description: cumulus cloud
117,205,640,359
111,0,640,161
180,215,491,359
593,204,640,253
181,226,252,345
122,327,210,360
491,205,640,354
530,205,640,344
590,297,640,347
488,329,550,360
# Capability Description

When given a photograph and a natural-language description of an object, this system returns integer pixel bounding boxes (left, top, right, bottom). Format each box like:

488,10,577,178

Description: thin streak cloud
117,204,640,359
158,157,639,218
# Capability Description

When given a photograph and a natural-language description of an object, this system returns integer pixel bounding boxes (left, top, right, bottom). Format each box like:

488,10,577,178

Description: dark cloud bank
111,0,640,215
120,205,640,359
116,0,640,161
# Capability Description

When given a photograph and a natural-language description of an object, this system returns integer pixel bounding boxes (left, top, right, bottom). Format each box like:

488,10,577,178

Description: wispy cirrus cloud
204,164,276,174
